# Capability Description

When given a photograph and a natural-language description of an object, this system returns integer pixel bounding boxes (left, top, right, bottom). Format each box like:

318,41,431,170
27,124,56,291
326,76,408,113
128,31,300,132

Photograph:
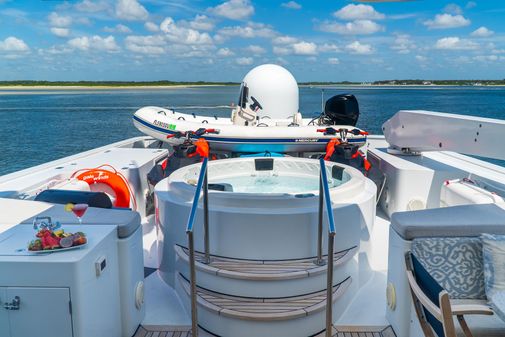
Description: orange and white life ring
71,165,136,209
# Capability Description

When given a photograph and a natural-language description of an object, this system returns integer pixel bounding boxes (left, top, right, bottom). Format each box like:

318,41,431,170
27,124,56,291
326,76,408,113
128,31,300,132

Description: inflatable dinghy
133,64,367,153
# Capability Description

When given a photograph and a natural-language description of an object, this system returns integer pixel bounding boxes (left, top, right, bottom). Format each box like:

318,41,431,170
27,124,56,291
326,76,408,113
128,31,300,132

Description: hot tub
154,157,377,286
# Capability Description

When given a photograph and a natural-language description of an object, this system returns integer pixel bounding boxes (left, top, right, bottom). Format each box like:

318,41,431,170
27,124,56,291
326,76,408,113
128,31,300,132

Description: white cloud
318,20,384,35
281,1,301,10
145,22,159,32
423,14,470,29
125,35,165,55
444,3,463,15
471,26,494,38
328,57,339,65
40,45,73,55
473,55,502,62
333,4,385,21
391,34,416,54
319,43,340,53
236,57,253,65
272,35,298,45
218,23,275,39
209,0,254,21
115,0,148,21
160,17,213,45
434,37,479,50
273,46,290,55
272,40,318,56
48,12,72,27
104,24,131,34
244,45,265,54
188,15,214,31
415,55,428,62
75,0,109,13
68,35,120,52
0,36,29,52
50,27,70,37
345,41,373,55
293,41,317,55
217,47,234,56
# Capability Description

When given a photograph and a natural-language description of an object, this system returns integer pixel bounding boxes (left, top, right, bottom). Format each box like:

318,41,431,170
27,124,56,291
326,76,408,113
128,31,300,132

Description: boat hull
133,106,367,153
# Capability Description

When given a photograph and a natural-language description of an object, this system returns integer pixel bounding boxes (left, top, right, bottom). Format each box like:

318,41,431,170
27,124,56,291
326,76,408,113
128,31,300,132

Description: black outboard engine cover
323,94,359,126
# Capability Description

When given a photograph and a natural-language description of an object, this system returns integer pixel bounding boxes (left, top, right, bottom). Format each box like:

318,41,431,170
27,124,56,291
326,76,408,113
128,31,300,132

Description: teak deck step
175,245,357,281
133,325,396,337
178,273,352,321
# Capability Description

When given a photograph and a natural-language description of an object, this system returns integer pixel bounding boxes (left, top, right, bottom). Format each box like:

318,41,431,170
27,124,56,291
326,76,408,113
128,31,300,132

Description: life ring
72,165,134,209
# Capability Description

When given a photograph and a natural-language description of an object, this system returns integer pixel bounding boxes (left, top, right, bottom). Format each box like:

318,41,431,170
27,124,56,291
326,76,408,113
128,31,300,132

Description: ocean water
1,86,504,176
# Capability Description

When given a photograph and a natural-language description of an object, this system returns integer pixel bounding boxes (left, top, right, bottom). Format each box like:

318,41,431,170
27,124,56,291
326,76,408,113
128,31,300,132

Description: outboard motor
321,94,359,126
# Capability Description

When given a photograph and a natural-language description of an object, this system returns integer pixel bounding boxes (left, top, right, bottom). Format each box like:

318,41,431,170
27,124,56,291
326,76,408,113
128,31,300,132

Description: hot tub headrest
35,189,113,209
20,204,140,239
391,203,505,240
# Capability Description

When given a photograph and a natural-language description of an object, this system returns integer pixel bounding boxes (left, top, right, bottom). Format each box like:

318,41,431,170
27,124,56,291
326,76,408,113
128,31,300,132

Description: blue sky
0,0,504,82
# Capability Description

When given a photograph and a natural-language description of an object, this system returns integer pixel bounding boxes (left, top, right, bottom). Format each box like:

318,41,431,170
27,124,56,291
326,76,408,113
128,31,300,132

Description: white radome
239,64,299,120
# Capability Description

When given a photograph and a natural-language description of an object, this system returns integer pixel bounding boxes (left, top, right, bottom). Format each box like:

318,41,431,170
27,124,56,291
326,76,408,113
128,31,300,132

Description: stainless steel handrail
185,156,209,337
319,158,336,234
319,158,337,337
185,157,209,233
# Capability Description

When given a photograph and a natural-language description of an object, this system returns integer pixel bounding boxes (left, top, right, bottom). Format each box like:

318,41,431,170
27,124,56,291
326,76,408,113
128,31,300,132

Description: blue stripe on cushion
411,252,446,337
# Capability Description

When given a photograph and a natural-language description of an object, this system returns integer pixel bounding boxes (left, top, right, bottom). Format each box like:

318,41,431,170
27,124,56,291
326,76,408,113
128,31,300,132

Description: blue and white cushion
481,234,505,313
412,237,486,299
489,291,505,322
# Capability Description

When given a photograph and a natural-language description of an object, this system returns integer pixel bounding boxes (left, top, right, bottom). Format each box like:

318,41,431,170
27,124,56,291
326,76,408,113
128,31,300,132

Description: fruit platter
28,216,87,252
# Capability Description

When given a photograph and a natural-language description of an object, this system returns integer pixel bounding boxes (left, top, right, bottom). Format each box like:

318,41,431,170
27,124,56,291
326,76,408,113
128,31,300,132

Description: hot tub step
177,273,352,337
175,244,357,281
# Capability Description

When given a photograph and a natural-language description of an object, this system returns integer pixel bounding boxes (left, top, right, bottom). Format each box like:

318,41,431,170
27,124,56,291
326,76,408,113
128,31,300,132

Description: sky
0,0,504,82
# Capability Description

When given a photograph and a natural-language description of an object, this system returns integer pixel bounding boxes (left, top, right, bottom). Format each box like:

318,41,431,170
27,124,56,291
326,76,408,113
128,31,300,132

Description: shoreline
0,84,504,95
0,84,226,90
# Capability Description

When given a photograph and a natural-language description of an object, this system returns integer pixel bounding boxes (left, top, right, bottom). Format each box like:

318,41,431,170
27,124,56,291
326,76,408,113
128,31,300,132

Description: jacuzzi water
210,174,344,193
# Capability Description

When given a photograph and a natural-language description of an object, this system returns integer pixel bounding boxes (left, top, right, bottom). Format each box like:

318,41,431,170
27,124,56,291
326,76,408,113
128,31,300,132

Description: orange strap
352,151,372,172
187,138,210,160
324,138,340,161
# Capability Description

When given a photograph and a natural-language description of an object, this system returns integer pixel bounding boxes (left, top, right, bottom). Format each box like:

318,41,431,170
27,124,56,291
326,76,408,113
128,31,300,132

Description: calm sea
1,86,504,176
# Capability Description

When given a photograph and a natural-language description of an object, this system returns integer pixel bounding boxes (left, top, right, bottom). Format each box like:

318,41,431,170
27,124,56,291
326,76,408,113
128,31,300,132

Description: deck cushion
489,292,505,322
391,204,505,240
482,234,505,300
412,237,486,299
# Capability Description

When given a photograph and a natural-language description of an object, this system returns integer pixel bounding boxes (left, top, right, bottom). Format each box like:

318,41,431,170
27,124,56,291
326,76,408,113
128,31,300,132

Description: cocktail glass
72,203,88,225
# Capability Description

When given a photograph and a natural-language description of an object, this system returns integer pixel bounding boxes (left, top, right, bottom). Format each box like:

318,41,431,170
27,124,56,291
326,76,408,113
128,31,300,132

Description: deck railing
318,158,337,337
185,156,209,337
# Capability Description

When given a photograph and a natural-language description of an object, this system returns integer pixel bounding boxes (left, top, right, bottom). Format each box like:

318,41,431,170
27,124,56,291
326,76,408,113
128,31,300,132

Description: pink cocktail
72,204,88,224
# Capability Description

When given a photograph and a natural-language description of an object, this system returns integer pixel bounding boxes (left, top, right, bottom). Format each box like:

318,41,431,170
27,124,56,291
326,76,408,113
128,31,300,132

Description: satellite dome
233,64,299,124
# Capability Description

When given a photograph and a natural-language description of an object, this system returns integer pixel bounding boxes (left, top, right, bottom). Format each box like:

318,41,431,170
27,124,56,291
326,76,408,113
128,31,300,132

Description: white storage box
440,178,504,207
19,204,145,337
0,224,121,337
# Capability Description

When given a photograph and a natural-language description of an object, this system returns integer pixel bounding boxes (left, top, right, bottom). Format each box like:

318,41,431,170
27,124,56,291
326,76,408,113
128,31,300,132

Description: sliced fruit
64,203,75,212
60,236,74,248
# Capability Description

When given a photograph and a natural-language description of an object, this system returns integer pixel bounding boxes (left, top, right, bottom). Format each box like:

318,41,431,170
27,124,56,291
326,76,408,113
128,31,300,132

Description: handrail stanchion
185,157,209,337
319,158,337,337
203,168,210,264
316,172,324,266
326,231,335,337
188,230,198,337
